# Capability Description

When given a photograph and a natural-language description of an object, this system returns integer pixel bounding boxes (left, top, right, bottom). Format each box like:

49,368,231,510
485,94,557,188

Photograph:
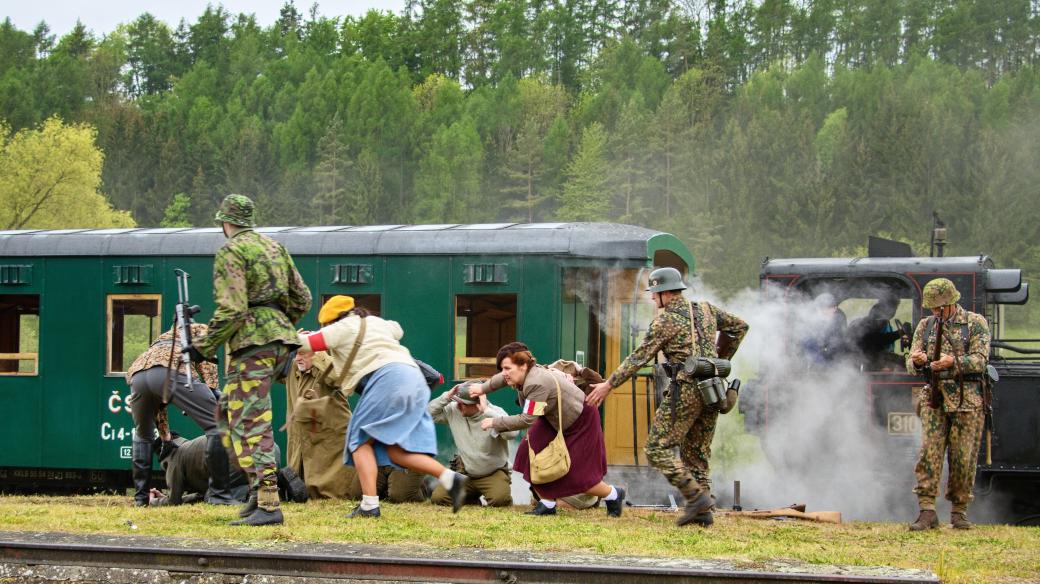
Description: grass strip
0,496,1037,583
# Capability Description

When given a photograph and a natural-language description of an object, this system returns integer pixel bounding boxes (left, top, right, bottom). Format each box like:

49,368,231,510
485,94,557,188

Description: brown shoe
909,509,939,531
676,490,713,527
950,512,973,530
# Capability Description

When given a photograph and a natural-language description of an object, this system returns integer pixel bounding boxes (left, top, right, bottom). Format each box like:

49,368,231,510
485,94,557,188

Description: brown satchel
528,375,572,485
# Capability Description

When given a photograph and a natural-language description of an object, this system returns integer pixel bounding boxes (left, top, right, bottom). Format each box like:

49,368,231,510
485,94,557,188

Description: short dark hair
334,306,371,323
496,341,535,370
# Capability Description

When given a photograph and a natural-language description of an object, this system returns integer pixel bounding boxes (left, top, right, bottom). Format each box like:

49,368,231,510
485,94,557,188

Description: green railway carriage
0,223,692,490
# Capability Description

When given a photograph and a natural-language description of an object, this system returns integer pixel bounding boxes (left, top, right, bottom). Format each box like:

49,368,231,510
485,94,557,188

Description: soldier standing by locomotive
907,278,991,531
587,267,748,527
186,194,312,526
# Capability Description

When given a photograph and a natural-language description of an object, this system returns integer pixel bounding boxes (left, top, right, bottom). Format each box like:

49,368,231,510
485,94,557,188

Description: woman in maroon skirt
469,342,625,517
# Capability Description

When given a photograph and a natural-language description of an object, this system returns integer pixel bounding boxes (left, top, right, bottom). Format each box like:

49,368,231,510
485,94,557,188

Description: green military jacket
607,296,748,388
905,305,990,412
194,229,312,357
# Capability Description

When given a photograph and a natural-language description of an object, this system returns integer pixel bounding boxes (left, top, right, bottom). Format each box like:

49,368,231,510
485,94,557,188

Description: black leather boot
131,440,153,507
204,435,238,505
230,486,283,526
676,490,713,527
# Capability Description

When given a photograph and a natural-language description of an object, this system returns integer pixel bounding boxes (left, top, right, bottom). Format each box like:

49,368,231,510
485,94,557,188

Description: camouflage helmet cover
452,382,479,406
646,267,687,293
214,194,256,227
922,277,961,309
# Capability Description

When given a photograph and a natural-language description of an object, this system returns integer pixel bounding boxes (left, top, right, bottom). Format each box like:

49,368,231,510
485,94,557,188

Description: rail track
0,531,937,584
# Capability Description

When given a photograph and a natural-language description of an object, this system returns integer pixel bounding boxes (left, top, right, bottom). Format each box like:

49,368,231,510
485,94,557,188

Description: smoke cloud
701,281,917,521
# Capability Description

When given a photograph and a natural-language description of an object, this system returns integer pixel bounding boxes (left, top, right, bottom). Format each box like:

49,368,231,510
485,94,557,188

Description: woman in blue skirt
297,296,467,518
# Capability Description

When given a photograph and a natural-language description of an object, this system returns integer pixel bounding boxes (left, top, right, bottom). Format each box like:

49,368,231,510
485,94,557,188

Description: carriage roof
0,222,693,268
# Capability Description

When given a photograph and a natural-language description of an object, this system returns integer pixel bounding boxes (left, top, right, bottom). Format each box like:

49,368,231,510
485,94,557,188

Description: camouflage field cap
646,267,687,293
922,277,961,309
452,382,479,406
214,194,256,227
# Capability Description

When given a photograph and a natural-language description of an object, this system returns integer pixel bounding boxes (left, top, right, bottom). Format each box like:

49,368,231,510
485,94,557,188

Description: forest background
1,0,1038,325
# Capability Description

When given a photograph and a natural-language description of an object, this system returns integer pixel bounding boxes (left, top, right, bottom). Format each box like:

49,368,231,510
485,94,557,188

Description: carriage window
107,295,161,374
0,294,40,376
320,294,381,317
454,294,517,380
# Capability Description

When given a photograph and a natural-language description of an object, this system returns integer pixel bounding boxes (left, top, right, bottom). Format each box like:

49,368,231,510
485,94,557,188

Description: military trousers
645,381,718,497
219,342,290,491
431,468,512,507
913,404,985,513
346,466,428,502
130,366,220,441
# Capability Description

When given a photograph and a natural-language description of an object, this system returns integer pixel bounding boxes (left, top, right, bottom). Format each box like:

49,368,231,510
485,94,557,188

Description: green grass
0,496,1037,583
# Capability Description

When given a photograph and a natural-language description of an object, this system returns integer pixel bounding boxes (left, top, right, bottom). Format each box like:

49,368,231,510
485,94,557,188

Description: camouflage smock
125,323,218,389
194,229,312,357
607,296,748,388
905,305,990,412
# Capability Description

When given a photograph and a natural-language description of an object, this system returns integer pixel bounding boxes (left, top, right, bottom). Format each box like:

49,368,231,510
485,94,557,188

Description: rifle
172,269,202,392
926,316,945,409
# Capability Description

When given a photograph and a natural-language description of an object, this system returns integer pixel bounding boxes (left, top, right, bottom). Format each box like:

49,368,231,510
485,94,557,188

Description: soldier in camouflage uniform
588,267,748,527
186,194,312,526
906,278,990,531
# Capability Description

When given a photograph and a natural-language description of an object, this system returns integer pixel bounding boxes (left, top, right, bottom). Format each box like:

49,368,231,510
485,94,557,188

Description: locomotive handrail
992,340,1040,355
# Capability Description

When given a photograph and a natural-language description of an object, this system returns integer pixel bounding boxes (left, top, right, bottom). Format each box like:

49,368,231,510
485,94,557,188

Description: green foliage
558,122,610,221
0,116,134,230
160,193,193,227
2,3,1040,299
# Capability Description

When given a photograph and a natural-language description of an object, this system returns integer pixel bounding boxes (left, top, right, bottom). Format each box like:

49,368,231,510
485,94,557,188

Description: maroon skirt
513,404,607,500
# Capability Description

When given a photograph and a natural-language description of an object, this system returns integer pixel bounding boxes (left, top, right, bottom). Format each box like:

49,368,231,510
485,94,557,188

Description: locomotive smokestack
931,212,947,258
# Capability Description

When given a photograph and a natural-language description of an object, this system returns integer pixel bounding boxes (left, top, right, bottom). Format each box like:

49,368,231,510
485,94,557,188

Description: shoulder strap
688,301,700,353
552,375,564,431
341,316,367,374
924,315,936,343
960,323,969,354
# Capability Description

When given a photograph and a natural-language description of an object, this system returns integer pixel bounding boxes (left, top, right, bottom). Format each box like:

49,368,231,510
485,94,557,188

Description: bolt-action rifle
926,317,945,409
170,269,202,393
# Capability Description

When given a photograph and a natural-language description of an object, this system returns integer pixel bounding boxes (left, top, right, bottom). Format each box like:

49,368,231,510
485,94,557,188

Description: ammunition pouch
697,376,728,410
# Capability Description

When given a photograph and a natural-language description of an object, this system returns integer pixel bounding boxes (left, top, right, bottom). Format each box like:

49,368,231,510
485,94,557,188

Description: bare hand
446,385,459,398
477,394,489,413
586,381,612,407
468,383,486,397
480,418,494,431
911,351,928,366
930,353,955,371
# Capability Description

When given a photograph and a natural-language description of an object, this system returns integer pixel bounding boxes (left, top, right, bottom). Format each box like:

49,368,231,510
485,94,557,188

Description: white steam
691,280,919,522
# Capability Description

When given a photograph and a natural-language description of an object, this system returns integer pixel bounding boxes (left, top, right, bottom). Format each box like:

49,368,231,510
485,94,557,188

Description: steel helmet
921,278,961,309
646,267,687,293
214,194,256,228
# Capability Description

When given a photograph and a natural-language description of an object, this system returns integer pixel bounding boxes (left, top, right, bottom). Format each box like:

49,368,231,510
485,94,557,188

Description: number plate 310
887,412,919,435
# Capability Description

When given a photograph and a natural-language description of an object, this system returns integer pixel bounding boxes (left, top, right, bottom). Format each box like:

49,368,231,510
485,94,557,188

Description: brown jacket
484,365,585,433
284,352,357,499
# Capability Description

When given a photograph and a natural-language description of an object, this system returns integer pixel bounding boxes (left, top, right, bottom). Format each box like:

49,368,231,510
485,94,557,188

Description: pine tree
312,112,352,224
557,122,610,222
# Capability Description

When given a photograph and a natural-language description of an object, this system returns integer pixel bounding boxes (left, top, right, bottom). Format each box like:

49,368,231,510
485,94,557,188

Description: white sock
360,495,379,511
540,499,557,509
603,486,618,501
438,469,456,489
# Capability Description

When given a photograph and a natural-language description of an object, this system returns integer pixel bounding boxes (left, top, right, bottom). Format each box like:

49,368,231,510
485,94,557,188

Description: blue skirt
344,362,438,468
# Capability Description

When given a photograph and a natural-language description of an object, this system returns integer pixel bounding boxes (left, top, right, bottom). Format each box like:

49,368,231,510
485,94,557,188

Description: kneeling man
429,384,518,507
